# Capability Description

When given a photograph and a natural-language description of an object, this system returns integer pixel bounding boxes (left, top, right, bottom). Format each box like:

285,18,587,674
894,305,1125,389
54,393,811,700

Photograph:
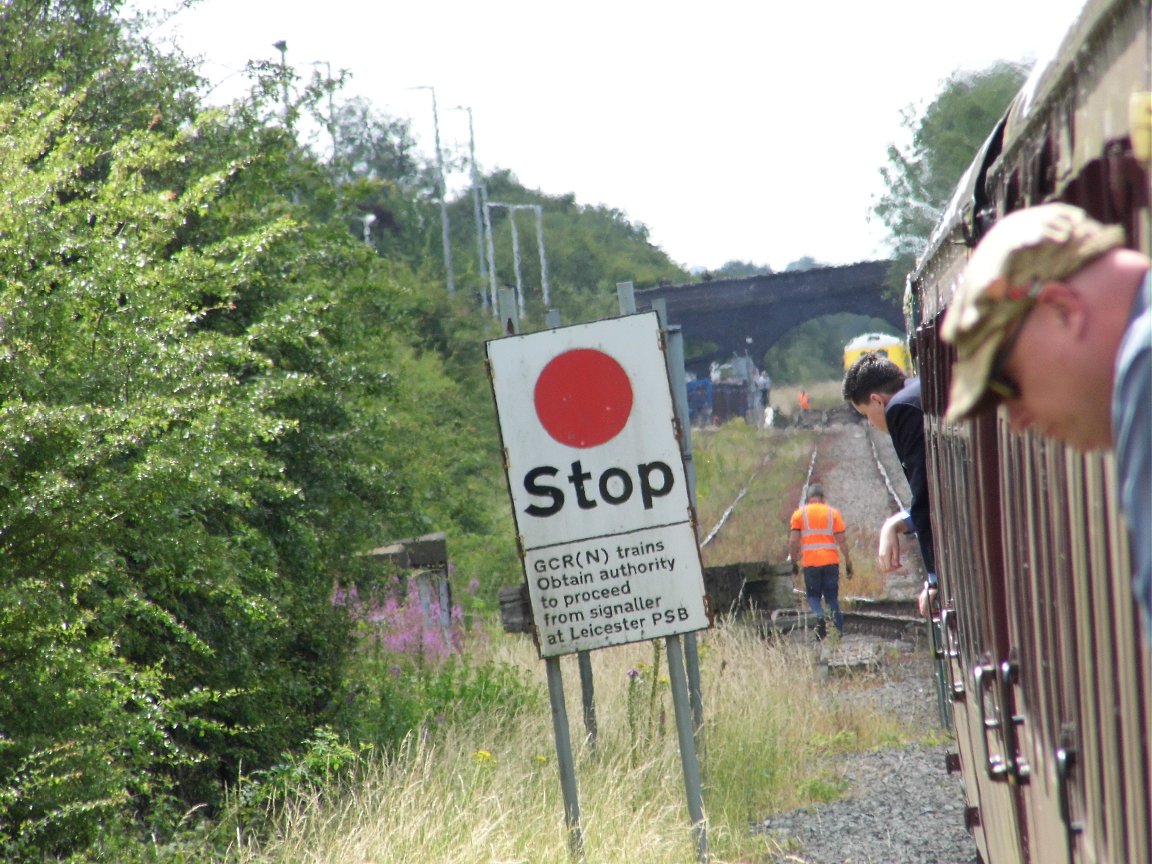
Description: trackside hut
486,312,711,658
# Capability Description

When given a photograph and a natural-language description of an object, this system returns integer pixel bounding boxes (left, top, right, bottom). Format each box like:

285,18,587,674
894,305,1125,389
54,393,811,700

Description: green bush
337,649,543,749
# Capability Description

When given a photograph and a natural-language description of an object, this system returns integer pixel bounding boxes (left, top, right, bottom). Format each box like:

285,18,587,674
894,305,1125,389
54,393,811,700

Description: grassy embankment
210,388,935,864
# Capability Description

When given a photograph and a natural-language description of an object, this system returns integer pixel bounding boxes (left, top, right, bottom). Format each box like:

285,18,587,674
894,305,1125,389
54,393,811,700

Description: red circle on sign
534,349,633,448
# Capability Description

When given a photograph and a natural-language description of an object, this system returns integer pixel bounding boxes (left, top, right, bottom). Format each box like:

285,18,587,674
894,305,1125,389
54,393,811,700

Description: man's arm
888,400,936,574
835,530,853,578
878,510,909,572
789,528,802,569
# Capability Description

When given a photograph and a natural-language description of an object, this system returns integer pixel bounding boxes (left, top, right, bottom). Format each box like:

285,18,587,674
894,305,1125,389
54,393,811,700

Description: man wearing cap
789,484,854,639
941,202,1151,642
843,352,937,617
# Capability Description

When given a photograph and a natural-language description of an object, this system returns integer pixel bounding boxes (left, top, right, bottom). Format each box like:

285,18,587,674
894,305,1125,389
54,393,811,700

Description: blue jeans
803,564,842,633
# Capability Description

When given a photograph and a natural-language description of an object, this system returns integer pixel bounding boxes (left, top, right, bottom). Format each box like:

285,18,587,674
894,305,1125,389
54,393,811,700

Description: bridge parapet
636,261,899,374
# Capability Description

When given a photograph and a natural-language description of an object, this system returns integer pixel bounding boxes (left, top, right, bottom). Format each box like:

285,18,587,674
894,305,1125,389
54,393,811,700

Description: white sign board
486,312,710,657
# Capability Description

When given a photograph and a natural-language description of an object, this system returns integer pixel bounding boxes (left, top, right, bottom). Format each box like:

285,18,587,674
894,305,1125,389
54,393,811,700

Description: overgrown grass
205,620,925,864
141,382,918,863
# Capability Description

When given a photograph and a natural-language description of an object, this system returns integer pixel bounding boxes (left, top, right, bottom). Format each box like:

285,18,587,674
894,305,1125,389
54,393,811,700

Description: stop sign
487,312,710,657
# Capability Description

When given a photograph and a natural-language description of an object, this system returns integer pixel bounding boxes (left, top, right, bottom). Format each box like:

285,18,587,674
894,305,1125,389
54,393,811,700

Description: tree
872,61,1028,293
784,256,824,272
714,260,773,278
0,6,700,859
0,4,489,857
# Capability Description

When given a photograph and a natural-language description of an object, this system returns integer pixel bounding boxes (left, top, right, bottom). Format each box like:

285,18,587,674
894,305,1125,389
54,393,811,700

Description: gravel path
754,648,978,864
753,420,977,864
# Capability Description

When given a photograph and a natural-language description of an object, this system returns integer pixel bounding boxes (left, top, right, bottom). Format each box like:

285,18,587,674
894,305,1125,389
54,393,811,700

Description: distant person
756,369,772,408
843,352,937,615
789,484,854,639
797,389,810,423
940,203,1151,642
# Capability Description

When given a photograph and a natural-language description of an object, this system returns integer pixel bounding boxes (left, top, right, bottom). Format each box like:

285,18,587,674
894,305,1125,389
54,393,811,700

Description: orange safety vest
790,502,844,567
799,391,810,410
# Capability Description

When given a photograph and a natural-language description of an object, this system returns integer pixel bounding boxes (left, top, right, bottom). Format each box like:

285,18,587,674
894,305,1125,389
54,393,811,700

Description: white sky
140,0,1087,273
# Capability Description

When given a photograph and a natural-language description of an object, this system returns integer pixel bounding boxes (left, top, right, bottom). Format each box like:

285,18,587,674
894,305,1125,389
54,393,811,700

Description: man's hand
917,582,939,618
845,561,854,580
877,512,906,573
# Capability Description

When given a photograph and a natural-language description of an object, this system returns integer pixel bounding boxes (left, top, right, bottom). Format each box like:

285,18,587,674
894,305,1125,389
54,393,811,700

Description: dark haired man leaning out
843,353,937,615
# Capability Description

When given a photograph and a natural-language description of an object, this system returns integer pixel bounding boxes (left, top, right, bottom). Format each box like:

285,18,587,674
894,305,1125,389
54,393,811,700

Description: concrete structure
636,261,900,376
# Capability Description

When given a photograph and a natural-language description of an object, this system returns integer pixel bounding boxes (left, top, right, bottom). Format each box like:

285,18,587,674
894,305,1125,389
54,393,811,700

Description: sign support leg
546,656,584,861
684,632,704,734
666,634,708,862
577,650,598,747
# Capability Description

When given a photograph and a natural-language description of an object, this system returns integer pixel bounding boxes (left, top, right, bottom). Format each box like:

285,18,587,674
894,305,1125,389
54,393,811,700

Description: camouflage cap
940,203,1126,421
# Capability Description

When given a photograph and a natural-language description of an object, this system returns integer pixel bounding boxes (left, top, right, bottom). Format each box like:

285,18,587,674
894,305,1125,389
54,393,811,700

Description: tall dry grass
218,621,918,864
208,382,915,863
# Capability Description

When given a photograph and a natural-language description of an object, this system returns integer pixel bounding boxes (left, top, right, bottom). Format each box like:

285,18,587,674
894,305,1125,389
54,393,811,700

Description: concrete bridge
635,260,900,375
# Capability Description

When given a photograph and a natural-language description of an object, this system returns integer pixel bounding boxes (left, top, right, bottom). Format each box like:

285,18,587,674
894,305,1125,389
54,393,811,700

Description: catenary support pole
534,204,550,307
497,287,519,336
508,211,524,318
413,85,454,296
456,106,487,308
483,199,499,315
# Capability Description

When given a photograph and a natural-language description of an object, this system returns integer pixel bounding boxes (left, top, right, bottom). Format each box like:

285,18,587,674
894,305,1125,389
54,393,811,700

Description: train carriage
908,1,1151,862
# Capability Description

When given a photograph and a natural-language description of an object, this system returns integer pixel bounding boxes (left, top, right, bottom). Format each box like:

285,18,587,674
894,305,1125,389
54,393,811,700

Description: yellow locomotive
842,332,910,374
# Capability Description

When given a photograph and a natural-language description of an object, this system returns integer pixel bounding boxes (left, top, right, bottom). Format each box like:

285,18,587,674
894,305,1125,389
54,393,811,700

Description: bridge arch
635,261,901,376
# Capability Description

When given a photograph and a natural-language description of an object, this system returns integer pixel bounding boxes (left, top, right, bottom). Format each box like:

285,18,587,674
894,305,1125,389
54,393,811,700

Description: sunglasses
985,310,1033,402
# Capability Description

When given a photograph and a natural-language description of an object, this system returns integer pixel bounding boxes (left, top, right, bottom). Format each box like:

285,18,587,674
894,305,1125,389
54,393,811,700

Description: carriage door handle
974,661,1008,781
939,607,965,701
974,657,1030,783
997,658,1030,783
1056,726,1083,859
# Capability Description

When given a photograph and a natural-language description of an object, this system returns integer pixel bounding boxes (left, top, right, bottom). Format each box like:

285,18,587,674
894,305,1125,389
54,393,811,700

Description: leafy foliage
446,171,688,326
0,3,694,860
872,62,1028,293
0,16,480,864
762,314,900,385
710,260,774,279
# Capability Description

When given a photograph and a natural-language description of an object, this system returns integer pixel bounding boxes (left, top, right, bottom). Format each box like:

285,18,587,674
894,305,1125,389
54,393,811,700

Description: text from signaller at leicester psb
530,539,693,648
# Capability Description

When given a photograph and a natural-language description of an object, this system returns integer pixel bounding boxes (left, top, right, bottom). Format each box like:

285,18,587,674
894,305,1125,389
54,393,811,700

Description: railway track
701,414,931,650
755,604,923,640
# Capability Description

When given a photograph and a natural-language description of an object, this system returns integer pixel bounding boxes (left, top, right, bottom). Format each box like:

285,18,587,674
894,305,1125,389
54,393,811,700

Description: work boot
815,619,827,641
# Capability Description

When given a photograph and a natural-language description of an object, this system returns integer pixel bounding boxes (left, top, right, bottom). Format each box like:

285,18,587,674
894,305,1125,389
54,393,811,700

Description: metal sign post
546,656,584,861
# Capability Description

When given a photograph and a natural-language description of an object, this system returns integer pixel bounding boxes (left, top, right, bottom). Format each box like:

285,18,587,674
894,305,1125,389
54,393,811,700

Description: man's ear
1037,281,1088,336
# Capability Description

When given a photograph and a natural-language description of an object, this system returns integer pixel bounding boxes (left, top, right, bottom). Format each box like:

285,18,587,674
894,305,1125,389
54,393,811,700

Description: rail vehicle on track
908,0,1150,861
843,331,911,374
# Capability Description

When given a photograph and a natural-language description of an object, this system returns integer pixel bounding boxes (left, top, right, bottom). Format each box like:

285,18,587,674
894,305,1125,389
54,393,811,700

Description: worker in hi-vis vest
789,483,854,639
